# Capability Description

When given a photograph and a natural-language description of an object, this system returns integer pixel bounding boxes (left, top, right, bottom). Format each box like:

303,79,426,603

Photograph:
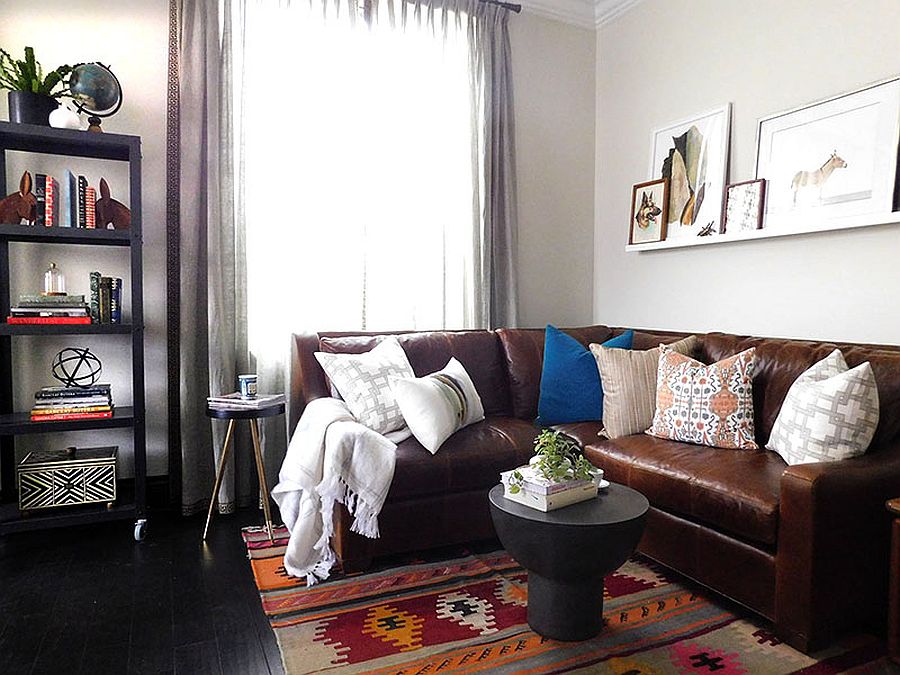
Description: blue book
59,170,76,227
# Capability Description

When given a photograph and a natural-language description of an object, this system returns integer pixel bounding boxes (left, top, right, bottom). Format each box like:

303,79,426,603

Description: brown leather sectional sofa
289,326,900,652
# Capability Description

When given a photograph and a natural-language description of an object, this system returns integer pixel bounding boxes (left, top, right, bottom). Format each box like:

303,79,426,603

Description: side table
887,498,900,662
203,402,285,542
489,482,648,641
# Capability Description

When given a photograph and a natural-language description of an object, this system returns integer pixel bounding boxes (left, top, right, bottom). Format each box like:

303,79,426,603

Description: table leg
890,518,900,662
526,571,605,641
249,417,274,543
202,419,236,541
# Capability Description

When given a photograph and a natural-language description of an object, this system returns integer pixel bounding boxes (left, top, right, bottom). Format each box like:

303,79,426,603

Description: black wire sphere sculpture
52,347,102,388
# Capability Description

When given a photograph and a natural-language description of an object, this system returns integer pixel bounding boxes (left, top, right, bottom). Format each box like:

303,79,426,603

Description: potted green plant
507,429,598,494
0,47,73,126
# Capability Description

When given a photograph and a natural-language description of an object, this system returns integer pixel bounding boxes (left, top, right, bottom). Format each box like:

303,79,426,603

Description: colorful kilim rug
243,526,892,674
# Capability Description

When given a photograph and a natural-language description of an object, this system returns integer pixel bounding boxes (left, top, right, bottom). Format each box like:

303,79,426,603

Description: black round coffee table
489,482,649,641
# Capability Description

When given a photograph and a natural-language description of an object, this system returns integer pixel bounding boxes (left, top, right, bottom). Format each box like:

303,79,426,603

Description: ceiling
520,0,642,29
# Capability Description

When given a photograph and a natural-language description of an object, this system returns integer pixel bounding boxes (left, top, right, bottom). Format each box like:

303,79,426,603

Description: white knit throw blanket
271,398,407,585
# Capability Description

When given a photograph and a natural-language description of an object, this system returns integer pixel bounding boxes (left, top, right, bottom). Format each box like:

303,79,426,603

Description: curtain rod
480,0,523,13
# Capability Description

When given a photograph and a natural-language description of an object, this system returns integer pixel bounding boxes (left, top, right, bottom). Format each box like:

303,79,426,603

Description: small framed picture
629,178,669,245
722,179,767,233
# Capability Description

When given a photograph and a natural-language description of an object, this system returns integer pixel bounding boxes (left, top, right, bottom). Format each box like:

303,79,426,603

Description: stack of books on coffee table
500,464,604,512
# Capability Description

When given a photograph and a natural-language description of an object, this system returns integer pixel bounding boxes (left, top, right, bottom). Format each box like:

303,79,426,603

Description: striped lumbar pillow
591,335,698,439
390,358,485,454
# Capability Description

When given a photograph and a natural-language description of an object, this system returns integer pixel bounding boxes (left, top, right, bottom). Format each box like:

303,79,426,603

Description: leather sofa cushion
552,421,604,449
497,326,617,420
584,434,784,546
701,333,900,448
319,330,512,416
388,416,540,501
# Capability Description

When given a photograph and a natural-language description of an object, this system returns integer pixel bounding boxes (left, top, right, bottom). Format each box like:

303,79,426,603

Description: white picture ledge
624,210,900,252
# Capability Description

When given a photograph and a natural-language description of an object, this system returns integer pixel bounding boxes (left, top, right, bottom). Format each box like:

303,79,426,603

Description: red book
85,186,96,229
6,316,92,325
30,411,113,422
45,175,58,227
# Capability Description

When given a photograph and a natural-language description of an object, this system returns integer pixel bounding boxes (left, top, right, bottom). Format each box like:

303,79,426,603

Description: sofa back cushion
317,330,512,417
497,326,614,419
700,333,900,448
497,326,691,421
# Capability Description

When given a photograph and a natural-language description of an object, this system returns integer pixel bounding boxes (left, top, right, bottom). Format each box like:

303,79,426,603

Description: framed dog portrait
722,179,766,233
649,103,731,239
629,178,669,245
756,77,900,229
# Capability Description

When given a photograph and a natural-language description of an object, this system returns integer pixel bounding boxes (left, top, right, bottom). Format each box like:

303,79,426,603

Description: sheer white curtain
239,0,483,373
176,0,517,512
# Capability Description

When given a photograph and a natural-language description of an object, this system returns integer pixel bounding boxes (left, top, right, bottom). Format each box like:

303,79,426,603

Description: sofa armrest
776,448,900,650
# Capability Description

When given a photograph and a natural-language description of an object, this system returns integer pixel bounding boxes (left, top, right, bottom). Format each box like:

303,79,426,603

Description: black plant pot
8,91,57,126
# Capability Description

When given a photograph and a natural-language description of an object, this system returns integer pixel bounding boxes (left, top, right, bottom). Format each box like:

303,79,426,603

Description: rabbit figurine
0,171,37,225
95,177,131,230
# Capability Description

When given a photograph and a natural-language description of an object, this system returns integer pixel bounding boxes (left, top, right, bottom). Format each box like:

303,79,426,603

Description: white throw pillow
314,337,414,434
390,357,485,454
767,349,880,466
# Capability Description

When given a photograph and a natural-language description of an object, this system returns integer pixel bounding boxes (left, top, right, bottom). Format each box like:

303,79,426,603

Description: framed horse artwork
755,76,900,230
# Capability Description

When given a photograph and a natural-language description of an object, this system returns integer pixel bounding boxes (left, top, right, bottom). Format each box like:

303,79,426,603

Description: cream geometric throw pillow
767,349,880,466
591,335,698,439
314,337,414,434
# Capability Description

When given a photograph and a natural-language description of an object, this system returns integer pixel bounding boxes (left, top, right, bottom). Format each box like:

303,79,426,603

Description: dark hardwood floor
0,507,283,675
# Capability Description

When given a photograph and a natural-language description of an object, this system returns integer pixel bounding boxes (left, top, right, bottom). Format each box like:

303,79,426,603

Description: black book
35,384,112,400
34,173,46,226
99,277,112,324
77,175,88,228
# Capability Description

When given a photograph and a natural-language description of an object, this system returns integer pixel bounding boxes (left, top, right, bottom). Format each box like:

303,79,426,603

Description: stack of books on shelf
32,171,99,228
90,272,122,324
207,392,285,412
500,464,604,512
7,294,90,325
31,384,113,422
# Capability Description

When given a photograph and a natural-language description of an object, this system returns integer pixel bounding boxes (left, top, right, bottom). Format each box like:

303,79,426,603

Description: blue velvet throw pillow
536,326,634,426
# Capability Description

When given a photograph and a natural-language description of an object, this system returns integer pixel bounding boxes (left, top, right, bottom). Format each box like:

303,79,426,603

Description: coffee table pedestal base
527,571,604,641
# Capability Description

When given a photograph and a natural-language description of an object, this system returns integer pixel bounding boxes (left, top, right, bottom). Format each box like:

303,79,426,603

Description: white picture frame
648,103,731,239
755,76,900,230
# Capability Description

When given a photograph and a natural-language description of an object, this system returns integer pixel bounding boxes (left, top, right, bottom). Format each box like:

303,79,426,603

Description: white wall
595,0,900,344
0,0,169,475
510,11,596,328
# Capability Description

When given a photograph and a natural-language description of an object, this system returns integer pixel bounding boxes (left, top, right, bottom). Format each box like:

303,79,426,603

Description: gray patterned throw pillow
314,337,414,434
767,349,880,466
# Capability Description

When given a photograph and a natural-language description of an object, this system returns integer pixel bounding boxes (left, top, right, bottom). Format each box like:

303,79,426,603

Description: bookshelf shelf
0,120,146,539
0,406,135,435
0,222,133,246
0,323,134,336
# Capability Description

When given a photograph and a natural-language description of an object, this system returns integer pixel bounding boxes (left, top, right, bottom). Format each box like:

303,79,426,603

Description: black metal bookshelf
0,121,146,540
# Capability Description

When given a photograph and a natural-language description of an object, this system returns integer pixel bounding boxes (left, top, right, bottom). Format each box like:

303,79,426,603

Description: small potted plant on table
502,430,604,512
0,47,72,126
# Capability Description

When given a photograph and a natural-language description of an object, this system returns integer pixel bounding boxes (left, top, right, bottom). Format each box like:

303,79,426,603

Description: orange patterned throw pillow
647,345,757,450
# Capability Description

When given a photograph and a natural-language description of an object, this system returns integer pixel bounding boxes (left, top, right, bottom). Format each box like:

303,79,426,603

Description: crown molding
519,0,642,30
594,0,643,26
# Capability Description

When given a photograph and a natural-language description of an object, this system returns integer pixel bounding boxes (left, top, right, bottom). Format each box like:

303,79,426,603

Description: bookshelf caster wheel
134,519,147,541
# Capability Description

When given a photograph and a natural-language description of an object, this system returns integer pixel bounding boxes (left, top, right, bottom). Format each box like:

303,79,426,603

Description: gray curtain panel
176,0,257,515
171,0,518,511
481,3,519,329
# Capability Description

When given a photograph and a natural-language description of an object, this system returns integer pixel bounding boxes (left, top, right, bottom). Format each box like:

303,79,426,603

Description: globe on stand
69,63,123,133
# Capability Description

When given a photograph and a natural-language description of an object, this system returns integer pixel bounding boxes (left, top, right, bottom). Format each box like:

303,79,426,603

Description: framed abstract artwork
722,179,766,233
649,103,731,239
755,77,900,229
629,178,669,245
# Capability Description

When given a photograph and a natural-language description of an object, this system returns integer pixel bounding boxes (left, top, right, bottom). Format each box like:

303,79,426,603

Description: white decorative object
390,357,484,454
648,103,731,239
767,349,880,466
756,77,900,230
314,337,414,435
48,102,82,130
